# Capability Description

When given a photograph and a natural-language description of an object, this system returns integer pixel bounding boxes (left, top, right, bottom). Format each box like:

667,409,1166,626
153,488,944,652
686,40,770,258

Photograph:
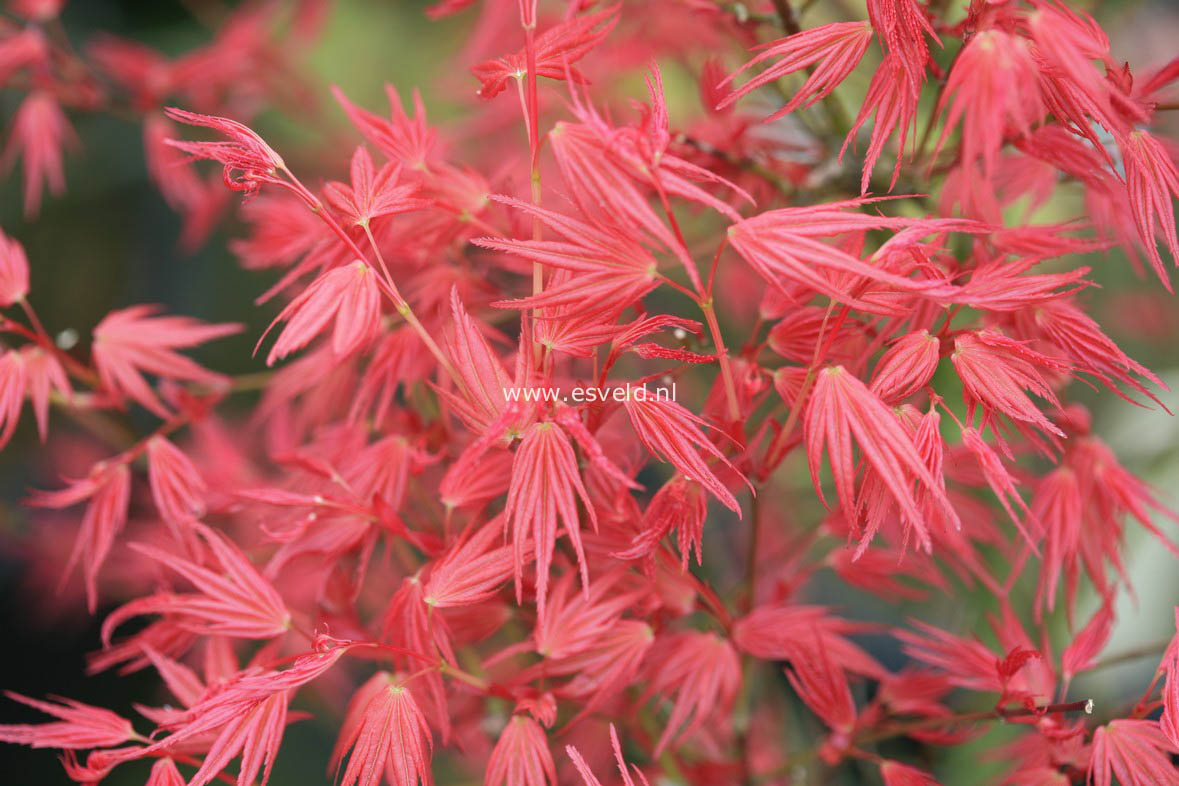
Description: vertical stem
657,191,739,422
770,0,802,34
744,491,762,612
701,297,742,423
736,488,764,786
522,24,544,362
524,26,541,188
655,182,705,293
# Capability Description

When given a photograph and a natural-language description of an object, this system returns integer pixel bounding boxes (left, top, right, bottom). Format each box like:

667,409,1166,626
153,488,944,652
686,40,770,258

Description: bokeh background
1,1,1177,783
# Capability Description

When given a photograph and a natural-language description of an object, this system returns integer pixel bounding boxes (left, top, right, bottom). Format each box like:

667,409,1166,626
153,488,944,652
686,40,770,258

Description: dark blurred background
0,2,462,783
1,1,1177,784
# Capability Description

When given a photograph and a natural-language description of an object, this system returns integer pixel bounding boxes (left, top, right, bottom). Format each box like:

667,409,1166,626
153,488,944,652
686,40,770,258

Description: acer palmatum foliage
2,1,1179,785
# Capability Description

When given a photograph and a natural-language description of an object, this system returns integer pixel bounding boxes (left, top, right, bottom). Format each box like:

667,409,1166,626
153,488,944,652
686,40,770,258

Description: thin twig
770,0,802,35
1091,639,1171,672
855,699,1095,745
761,699,1094,778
